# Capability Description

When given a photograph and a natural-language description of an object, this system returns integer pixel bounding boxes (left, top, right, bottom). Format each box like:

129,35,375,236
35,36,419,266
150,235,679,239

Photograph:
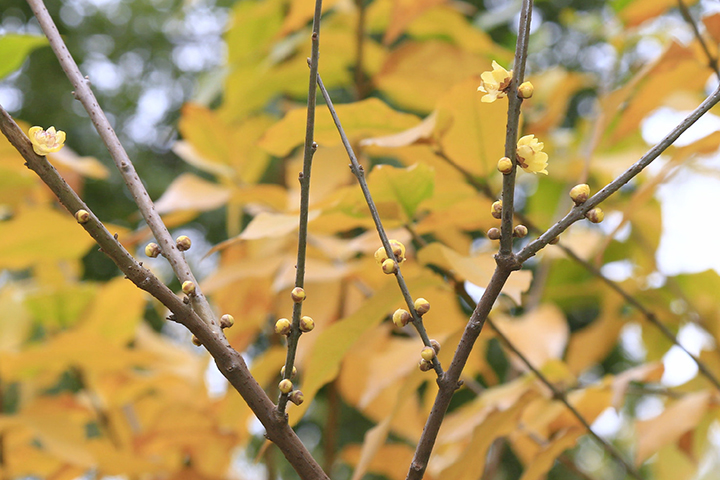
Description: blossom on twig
516,134,548,175
477,61,513,103
28,126,65,156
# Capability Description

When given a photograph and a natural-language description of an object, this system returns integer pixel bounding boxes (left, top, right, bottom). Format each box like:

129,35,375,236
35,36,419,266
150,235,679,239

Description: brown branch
278,0,324,415
0,106,329,480
25,0,217,328
316,73,444,377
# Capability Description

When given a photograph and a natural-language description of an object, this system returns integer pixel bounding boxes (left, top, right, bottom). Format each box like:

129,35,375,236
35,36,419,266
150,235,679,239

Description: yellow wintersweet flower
28,126,66,156
516,134,548,175
477,61,513,103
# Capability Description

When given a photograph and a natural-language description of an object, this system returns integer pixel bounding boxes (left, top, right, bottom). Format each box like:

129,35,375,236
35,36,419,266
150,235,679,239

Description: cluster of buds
569,184,604,224
279,365,303,404
374,239,406,275
418,340,441,372
392,298,430,328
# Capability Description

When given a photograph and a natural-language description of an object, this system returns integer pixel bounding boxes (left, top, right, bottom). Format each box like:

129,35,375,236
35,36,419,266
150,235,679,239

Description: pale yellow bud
491,200,503,219
418,359,434,372
414,298,430,316
513,225,528,238
421,346,435,362
145,242,161,258
289,390,305,405
299,315,315,333
280,365,298,378
570,184,590,205
176,235,192,251
586,207,604,224
497,157,513,174
74,209,90,224
430,339,441,354
291,287,306,303
275,318,291,335
518,81,534,99
392,308,411,327
374,246,389,265
382,258,397,274
279,379,293,394
220,314,235,329
181,281,196,295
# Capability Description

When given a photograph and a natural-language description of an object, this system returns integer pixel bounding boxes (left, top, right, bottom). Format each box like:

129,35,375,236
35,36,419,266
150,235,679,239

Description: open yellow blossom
516,134,548,175
28,126,65,156
477,61,513,103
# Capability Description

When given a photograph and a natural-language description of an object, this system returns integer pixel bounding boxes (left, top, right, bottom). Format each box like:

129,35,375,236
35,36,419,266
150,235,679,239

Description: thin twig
517,82,720,263
434,149,720,391
353,0,368,99
316,73,444,376
677,0,720,77
0,105,329,480
278,0,324,415
25,0,217,328
487,318,643,480
499,0,533,257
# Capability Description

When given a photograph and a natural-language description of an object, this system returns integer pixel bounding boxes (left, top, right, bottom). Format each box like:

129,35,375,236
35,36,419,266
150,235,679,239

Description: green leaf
367,163,434,221
0,34,48,80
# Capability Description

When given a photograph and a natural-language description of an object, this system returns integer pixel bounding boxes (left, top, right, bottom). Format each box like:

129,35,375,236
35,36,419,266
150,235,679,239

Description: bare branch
278,0,324,416
316,73,443,376
25,0,217,328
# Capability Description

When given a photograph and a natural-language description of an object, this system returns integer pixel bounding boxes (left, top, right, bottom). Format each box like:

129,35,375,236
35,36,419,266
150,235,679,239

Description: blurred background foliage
3,0,720,479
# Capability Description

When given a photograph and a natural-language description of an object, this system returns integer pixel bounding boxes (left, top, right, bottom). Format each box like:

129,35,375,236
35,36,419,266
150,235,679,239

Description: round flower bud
280,365,298,379
570,184,590,205
291,287,306,303
275,318,291,335
497,157,513,174
74,209,90,224
392,308,412,327
389,239,406,261
220,314,235,329
299,315,315,333
586,207,604,224
513,225,528,238
430,339,441,354
487,227,501,240
418,359,434,372
192,335,201,346
518,81,534,99
145,242,161,258
549,236,560,245
382,258,397,274
491,200,503,219
374,246,389,265
176,235,192,251
414,298,430,316
289,390,305,405
181,281,196,295
421,346,436,362
279,379,293,394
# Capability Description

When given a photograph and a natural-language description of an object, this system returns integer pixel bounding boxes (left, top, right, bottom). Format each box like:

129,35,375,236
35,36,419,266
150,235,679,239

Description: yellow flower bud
176,235,192,251
491,200,503,219
421,346,435,362
74,209,90,224
28,126,66,156
382,258,397,274
279,379,293,394
291,287,306,303
513,225,528,238
418,359,434,372
497,157,513,174
181,281,196,295
289,390,305,405
374,246,389,265
220,314,235,329
586,207,604,224
414,298,430,316
518,81,534,99
389,239,406,261
570,184,590,205
430,339,441,354
275,318,291,335
392,308,411,327
487,227,501,240
299,315,315,333
280,365,298,378
145,242,161,258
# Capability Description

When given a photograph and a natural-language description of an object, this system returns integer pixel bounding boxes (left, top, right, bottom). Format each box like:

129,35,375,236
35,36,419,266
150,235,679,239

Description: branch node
495,253,521,272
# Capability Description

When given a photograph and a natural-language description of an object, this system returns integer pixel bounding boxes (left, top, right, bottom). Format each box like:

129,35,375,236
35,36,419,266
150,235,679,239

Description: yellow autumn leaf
434,77,510,177
154,173,231,214
0,205,95,269
635,391,712,465
259,98,420,157
417,242,532,305
518,428,583,480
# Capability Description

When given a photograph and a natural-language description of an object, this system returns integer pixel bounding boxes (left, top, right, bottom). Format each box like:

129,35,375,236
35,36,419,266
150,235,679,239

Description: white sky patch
205,360,228,399
661,323,715,386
